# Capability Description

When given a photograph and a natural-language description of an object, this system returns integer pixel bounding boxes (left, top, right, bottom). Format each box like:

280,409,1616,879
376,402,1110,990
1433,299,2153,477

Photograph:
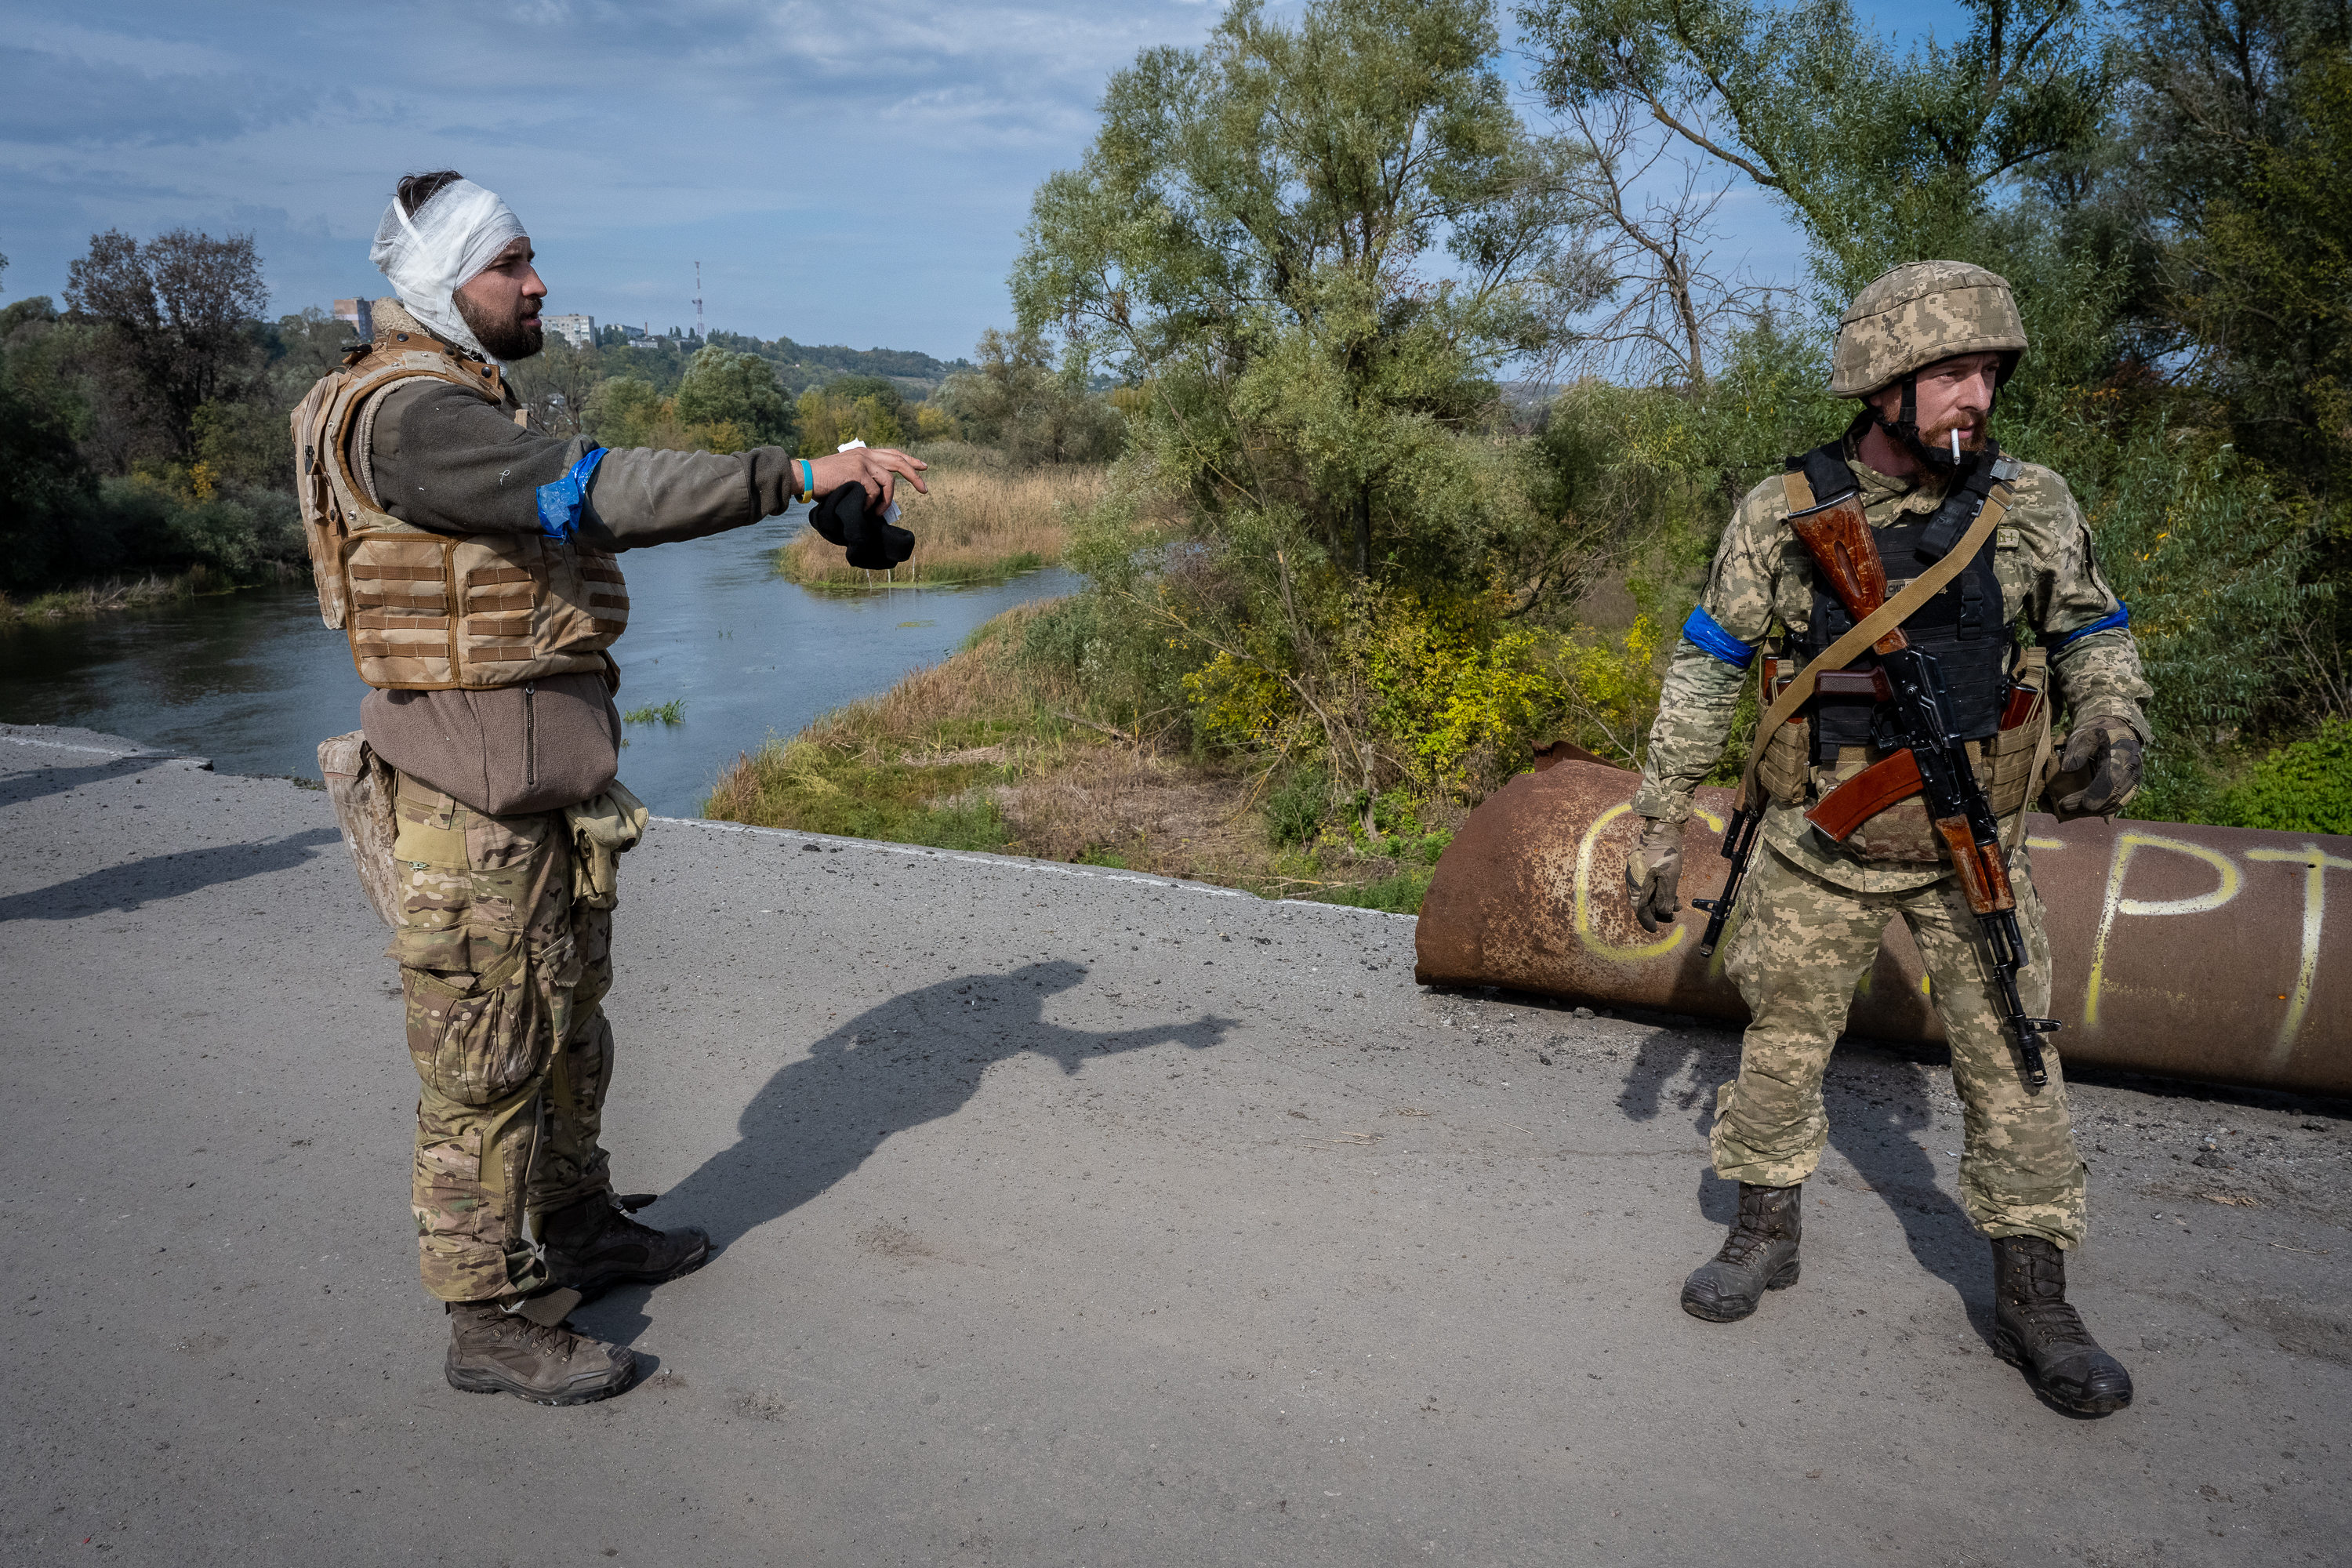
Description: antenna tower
694,261,704,342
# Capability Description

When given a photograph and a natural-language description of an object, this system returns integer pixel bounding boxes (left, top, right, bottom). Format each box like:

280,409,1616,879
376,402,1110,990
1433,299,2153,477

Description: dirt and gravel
2,722,2346,1566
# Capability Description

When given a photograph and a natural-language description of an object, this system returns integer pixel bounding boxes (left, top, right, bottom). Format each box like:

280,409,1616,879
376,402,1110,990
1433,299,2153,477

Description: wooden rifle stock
1784,495,1909,656
1937,816,2018,918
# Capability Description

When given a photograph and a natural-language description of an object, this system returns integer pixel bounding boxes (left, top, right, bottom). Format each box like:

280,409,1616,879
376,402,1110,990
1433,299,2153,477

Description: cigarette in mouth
1951,429,1962,460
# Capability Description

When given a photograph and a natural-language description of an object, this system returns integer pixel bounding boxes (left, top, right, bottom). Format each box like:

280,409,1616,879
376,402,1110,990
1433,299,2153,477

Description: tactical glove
808,481,916,570
2050,716,2143,818
1624,815,1684,934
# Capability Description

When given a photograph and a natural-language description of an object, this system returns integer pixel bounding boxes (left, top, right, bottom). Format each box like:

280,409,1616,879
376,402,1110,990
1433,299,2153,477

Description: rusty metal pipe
1414,758,2352,1097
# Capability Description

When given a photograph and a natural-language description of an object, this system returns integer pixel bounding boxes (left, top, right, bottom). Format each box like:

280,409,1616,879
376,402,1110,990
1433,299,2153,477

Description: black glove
807,482,914,570
2052,716,2143,817
1624,816,1684,934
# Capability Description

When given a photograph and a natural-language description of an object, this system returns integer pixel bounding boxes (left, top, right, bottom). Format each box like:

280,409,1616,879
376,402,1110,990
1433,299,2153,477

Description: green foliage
1016,0,1591,570
0,299,103,589
1308,862,1438,913
585,377,666,448
936,328,1123,466
1265,768,1327,845
64,227,271,460
2118,6,2352,505
1011,0,1617,831
706,736,1014,854
2215,717,2352,833
623,699,688,725
1523,0,2110,298
674,348,794,447
191,397,292,491
794,383,916,455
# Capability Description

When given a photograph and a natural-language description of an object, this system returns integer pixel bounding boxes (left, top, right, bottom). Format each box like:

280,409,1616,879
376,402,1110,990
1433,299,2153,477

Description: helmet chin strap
1870,374,1988,474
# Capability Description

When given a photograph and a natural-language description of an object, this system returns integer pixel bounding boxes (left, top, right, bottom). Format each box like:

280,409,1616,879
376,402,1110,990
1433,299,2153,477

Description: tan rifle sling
1733,466,2013,816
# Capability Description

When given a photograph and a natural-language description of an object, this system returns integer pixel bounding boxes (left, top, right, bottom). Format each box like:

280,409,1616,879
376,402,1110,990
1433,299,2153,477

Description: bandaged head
368,176,527,359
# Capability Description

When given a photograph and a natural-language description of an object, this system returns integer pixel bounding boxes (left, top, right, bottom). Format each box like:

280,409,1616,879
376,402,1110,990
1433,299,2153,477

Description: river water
0,506,1074,817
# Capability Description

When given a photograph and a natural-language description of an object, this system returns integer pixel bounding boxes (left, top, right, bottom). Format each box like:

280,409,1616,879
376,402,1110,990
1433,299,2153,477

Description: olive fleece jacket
358,377,802,815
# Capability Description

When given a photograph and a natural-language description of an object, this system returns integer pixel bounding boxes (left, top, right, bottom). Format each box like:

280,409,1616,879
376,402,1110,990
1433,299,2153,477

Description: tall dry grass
773,463,1106,588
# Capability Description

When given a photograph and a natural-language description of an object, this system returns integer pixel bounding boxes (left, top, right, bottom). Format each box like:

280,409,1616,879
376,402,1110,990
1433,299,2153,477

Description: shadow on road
0,752,183,810
1610,1022,1987,1325
0,826,342,921
586,960,1238,1342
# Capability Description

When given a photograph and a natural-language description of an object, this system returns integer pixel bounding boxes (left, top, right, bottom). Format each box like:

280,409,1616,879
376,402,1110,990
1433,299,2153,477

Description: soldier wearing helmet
1620,262,2151,1415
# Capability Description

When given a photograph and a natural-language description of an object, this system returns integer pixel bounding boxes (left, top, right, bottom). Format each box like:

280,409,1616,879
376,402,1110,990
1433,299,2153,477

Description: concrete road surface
2,724,2346,1566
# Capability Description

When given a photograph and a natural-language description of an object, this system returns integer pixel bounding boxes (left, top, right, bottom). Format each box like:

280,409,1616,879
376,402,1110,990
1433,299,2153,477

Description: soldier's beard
454,291,544,362
1913,417,1987,470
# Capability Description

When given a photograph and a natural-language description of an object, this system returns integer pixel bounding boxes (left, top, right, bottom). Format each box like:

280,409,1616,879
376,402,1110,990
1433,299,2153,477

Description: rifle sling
1733,470,2013,813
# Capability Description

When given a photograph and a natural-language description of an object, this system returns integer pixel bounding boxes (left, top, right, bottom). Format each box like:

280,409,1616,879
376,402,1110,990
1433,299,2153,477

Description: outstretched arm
803,445,928,510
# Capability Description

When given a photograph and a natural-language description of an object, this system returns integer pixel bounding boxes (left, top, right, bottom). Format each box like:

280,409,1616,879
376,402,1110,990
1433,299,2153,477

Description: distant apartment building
332,298,375,339
543,313,596,349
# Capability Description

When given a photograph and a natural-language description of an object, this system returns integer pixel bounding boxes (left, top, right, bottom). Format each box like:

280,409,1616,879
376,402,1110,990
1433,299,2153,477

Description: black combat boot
542,1192,710,1300
1990,1236,2134,1415
1681,1182,1802,1322
445,1301,636,1405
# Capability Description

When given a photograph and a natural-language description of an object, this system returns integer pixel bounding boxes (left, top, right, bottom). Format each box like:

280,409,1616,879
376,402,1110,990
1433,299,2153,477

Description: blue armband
1680,604,1756,669
2061,602,2129,644
536,447,609,542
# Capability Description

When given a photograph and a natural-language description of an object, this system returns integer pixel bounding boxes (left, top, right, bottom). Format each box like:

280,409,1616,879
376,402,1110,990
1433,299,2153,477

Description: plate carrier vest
289,316,628,691
1785,441,2012,763
1750,441,2049,856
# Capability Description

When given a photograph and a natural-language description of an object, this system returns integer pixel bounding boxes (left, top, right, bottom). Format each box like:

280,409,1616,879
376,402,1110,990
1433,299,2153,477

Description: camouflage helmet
1829,261,2028,397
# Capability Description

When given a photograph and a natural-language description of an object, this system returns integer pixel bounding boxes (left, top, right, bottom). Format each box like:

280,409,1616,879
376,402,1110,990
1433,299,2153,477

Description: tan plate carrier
289,326,628,691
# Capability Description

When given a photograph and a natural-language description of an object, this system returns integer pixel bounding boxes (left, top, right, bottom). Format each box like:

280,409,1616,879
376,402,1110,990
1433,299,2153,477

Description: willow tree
1521,0,2111,299
1015,0,1599,585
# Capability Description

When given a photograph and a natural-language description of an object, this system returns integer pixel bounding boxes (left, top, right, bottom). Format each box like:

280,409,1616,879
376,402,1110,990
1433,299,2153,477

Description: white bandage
368,178,526,360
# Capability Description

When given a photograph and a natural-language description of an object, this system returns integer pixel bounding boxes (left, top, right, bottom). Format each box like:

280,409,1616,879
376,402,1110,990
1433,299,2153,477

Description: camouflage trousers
1715,841,2088,1247
390,773,614,1303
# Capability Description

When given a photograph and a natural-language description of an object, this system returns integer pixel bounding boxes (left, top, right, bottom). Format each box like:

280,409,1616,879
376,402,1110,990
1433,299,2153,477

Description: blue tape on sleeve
1680,604,1756,669
536,447,608,542
2062,601,2130,644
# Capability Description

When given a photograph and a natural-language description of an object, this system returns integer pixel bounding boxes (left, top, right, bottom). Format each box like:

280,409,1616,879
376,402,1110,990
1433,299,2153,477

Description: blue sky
1,0,1982,362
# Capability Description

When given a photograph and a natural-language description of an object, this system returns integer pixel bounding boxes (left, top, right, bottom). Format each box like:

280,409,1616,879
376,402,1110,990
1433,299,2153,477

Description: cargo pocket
388,808,473,971
400,945,550,1106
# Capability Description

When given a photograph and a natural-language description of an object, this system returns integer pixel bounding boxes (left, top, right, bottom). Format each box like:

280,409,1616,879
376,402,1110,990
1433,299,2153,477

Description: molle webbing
1732,450,2014,813
292,326,630,692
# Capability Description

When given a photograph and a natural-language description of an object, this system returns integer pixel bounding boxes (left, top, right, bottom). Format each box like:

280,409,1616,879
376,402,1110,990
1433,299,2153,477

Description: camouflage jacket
1632,440,2152,892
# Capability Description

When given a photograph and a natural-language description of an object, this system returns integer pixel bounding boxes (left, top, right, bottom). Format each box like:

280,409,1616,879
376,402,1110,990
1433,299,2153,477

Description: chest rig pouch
1759,443,2044,861
287,318,629,691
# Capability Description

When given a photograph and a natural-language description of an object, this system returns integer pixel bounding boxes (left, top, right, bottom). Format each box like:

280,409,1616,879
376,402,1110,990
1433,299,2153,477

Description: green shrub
1265,768,1327,846
2217,718,2352,834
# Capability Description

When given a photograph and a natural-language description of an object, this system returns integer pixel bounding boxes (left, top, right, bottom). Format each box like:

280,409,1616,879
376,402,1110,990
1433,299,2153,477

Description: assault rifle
1773,485,2060,1087
1692,806,1758,960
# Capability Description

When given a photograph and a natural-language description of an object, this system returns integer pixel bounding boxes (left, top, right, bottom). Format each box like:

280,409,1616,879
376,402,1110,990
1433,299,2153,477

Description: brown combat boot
444,1300,636,1405
1990,1236,2134,1415
541,1192,710,1300
1681,1182,1802,1322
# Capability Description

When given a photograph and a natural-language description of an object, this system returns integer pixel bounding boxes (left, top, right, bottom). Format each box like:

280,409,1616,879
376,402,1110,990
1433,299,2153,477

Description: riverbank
771,460,1103,588
0,564,266,628
703,601,1454,912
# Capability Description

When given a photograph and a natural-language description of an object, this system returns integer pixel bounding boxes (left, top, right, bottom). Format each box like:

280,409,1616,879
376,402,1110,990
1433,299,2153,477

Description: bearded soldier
1621,263,2147,1416
296,171,925,1404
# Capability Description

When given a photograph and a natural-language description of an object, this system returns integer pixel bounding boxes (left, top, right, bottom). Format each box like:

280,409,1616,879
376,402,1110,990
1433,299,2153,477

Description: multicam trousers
390,773,614,1302
1714,841,2089,1247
